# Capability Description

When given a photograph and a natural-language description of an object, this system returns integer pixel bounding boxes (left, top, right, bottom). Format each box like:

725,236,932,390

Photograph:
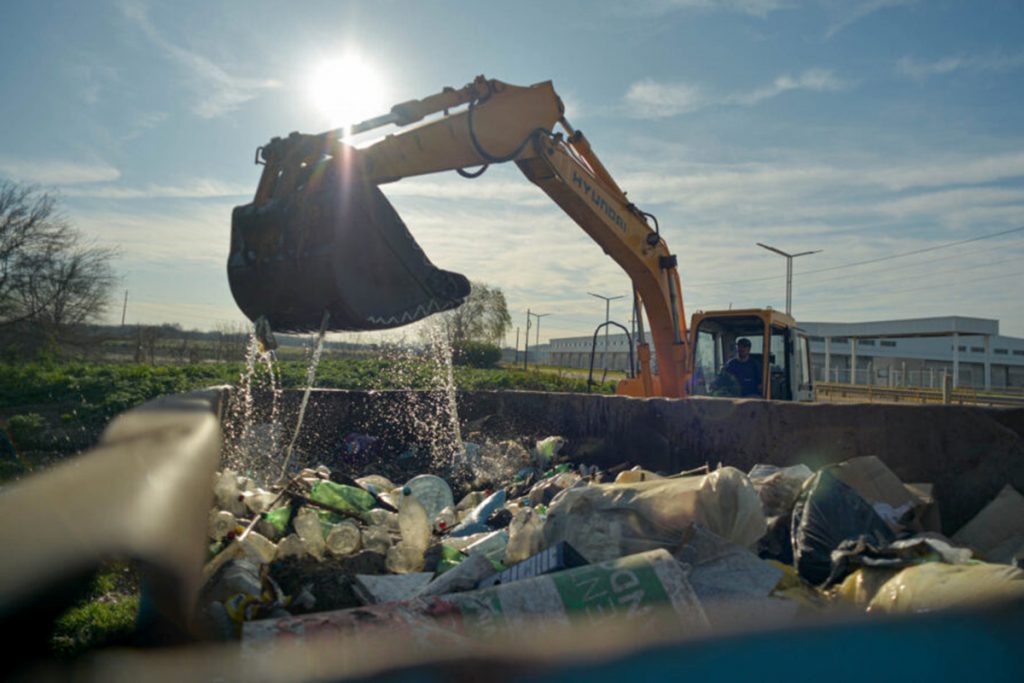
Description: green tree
438,281,512,348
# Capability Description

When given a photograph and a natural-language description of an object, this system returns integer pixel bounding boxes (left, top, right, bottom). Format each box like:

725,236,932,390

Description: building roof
801,316,999,339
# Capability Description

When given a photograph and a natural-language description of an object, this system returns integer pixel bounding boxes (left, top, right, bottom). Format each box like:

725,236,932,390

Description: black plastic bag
791,468,895,586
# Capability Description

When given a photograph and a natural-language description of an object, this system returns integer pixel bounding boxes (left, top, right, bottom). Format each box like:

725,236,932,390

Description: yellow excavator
229,76,813,401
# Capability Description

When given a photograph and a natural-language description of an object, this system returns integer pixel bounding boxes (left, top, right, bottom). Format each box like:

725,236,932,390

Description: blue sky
2,0,1023,342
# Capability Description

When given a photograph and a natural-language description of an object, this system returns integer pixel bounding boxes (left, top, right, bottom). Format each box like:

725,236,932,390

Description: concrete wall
272,389,1024,536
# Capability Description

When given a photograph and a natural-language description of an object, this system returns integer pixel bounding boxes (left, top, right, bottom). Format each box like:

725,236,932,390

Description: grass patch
50,563,140,658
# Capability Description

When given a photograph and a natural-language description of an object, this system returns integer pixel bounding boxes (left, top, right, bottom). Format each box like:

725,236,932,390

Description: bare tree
0,181,117,346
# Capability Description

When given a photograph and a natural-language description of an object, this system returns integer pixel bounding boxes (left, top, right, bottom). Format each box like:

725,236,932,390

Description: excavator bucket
228,153,470,332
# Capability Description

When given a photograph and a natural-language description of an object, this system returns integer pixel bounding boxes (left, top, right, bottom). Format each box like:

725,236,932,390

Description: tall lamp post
756,243,822,315
589,292,624,375
524,310,550,369
530,312,550,347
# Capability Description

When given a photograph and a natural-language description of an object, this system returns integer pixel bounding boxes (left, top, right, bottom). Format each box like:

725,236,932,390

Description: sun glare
307,54,388,131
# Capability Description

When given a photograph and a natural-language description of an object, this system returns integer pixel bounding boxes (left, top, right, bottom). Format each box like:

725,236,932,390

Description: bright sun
307,54,388,130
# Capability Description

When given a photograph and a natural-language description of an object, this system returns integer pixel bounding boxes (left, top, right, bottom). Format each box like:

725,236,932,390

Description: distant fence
815,382,1024,407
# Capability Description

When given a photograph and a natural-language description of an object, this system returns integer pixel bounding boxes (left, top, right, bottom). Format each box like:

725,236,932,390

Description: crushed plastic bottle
434,505,458,533
325,520,362,557
209,509,237,541
307,480,376,519
367,508,400,531
532,436,565,470
449,489,507,538
399,487,431,555
362,525,393,555
243,489,279,516
240,531,277,564
214,470,247,516
505,507,545,564
260,506,293,538
293,507,326,560
275,534,306,560
403,474,454,521
464,530,509,565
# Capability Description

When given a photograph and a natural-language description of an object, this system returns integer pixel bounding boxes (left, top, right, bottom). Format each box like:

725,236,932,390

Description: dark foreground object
228,157,469,332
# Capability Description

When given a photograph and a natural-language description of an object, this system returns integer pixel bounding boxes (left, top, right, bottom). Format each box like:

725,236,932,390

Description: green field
0,358,614,481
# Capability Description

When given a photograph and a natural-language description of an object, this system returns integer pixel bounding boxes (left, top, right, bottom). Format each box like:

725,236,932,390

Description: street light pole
589,292,624,371
756,243,822,315
524,310,531,371
530,312,550,347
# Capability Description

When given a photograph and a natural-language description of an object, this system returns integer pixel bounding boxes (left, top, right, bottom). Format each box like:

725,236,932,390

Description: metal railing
815,382,1024,407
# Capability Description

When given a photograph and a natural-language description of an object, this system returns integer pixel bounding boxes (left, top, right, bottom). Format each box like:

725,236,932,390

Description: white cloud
119,0,281,118
897,52,1024,81
730,68,847,104
63,177,252,199
0,157,121,185
73,200,235,265
825,0,917,39
624,68,848,118
625,80,705,118
621,0,794,18
122,111,170,141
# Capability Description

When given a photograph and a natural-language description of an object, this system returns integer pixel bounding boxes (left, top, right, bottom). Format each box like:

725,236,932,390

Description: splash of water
278,311,331,480
428,329,466,470
223,333,261,474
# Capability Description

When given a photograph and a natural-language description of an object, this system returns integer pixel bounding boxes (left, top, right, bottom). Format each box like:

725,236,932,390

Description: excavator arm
230,76,691,397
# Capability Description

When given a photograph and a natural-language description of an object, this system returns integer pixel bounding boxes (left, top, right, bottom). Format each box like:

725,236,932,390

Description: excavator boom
230,76,691,396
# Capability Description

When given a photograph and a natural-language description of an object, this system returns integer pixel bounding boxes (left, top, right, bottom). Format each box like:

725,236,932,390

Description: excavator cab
228,134,470,332
688,309,814,400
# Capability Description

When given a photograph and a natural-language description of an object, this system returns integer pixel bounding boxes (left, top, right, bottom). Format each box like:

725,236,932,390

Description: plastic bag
748,464,814,518
825,534,972,588
866,562,1024,613
952,484,1024,565
543,466,766,563
791,468,895,586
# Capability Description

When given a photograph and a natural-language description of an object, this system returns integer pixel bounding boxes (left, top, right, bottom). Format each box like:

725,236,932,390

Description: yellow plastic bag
866,562,1024,613
833,567,900,608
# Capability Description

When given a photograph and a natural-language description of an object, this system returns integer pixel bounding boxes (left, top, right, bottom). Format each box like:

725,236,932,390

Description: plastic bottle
368,508,401,531
399,486,431,555
325,520,362,557
434,505,458,533
403,475,454,521
209,509,237,541
464,530,509,564
505,507,545,564
275,534,307,560
449,490,507,538
240,531,277,564
293,507,326,560
361,525,393,555
213,470,247,516
307,480,376,516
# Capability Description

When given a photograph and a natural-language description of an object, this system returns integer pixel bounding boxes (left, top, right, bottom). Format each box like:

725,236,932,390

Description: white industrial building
546,315,1024,391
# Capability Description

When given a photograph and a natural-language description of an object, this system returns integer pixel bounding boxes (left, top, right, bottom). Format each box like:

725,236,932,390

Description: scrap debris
199,433,1024,643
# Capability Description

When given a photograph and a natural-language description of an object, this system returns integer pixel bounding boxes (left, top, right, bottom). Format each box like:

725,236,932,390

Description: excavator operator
722,338,762,397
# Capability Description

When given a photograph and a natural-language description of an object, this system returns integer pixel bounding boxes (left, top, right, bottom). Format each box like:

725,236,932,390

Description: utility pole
514,326,520,365
589,292,624,367
756,243,822,315
121,290,129,327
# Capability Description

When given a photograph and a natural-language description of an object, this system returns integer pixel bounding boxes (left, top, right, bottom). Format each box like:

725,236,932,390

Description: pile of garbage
200,436,1024,643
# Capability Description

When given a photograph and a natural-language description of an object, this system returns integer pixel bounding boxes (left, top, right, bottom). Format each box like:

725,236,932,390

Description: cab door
790,329,815,401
